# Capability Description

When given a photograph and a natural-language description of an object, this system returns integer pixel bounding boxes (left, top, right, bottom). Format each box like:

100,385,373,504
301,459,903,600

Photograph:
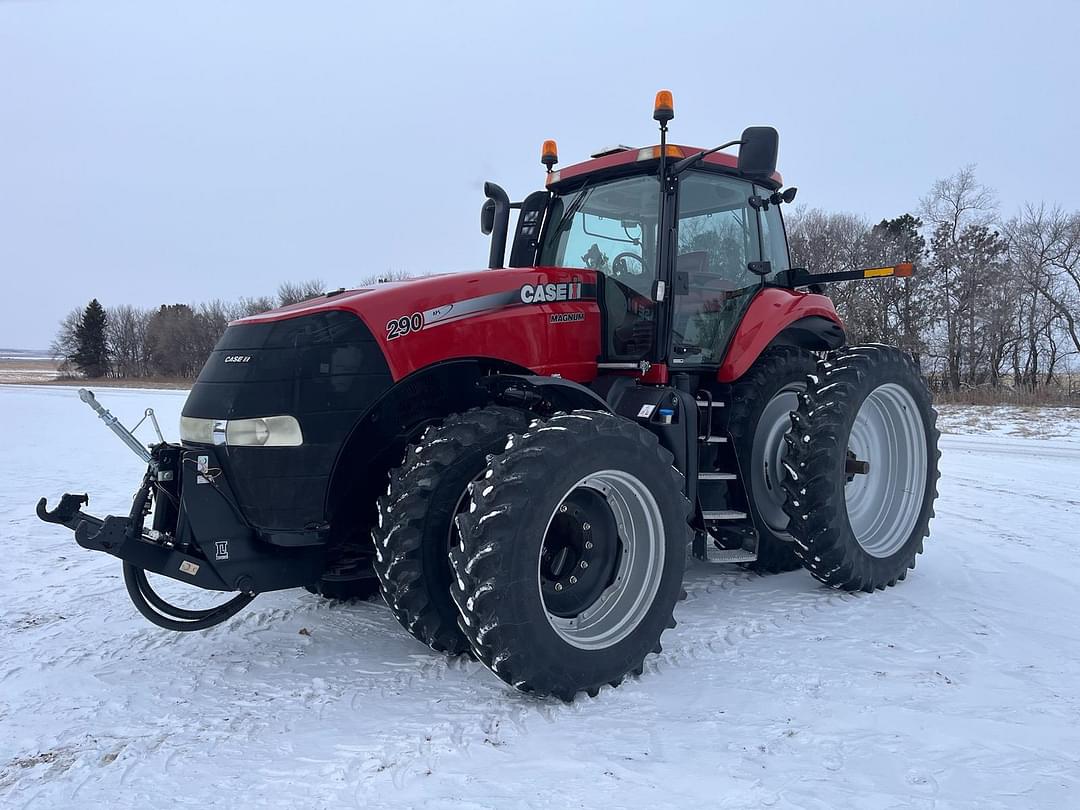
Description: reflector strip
862,263,914,278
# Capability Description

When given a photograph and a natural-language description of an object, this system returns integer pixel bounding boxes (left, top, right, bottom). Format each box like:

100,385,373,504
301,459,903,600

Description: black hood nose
182,309,392,531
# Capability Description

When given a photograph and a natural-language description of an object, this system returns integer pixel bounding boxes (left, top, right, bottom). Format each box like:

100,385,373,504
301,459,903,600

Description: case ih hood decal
385,281,594,341
519,281,583,304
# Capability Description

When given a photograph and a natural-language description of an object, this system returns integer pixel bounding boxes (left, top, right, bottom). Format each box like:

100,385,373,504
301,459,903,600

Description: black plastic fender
479,374,612,415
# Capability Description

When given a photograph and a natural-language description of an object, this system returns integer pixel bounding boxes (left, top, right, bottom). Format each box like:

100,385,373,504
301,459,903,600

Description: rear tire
727,346,817,573
450,411,691,700
781,345,940,591
373,406,531,654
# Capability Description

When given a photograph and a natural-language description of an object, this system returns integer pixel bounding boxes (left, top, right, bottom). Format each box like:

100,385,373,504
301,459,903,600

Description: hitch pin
78,389,152,463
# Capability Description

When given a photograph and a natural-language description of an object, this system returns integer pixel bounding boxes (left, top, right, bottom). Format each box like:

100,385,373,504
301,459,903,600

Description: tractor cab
483,92,799,376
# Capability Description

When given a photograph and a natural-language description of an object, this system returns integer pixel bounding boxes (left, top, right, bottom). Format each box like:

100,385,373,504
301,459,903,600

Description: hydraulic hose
122,563,255,632
120,453,255,631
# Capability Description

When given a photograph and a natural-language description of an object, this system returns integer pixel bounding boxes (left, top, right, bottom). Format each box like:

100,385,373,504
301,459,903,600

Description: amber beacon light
653,89,674,123
541,139,559,172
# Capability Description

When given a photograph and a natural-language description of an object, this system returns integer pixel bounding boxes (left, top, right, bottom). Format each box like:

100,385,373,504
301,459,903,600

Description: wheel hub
540,490,620,618
752,384,804,535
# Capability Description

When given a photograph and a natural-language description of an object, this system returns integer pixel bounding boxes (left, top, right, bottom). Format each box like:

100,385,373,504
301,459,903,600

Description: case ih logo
519,282,582,304
224,355,252,364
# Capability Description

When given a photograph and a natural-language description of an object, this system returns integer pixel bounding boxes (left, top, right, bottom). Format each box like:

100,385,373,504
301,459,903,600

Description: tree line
52,276,408,380
787,166,1078,400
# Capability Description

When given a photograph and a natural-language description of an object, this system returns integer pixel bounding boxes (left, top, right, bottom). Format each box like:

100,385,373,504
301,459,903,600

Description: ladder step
702,435,728,444
695,399,726,408
698,471,736,481
704,548,757,564
702,509,747,521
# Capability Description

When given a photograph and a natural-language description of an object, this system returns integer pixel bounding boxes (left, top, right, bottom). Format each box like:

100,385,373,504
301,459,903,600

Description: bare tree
920,167,998,390
107,305,152,378
145,304,204,378
277,279,325,307
235,296,277,317
50,308,83,374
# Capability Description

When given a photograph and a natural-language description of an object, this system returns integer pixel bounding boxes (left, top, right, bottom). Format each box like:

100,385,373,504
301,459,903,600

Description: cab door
668,171,764,369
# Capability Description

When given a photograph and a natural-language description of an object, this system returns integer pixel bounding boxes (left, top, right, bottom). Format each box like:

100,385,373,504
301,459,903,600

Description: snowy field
2,385,1078,809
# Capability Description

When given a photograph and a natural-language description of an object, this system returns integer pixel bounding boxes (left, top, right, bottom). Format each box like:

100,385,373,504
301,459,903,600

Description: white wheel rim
539,470,665,650
844,383,928,558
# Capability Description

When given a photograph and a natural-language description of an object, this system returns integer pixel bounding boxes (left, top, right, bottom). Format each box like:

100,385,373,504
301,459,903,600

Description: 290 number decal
386,312,424,341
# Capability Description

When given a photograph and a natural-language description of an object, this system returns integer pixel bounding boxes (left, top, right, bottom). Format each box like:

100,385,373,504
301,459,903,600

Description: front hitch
36,390,254,630
38,483,231,592
38,389,327,632
36,493,97,530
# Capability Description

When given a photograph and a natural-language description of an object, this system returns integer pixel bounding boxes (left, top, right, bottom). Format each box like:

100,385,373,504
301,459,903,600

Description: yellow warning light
636,144,685,161
653,89,674,123
541,139,558,171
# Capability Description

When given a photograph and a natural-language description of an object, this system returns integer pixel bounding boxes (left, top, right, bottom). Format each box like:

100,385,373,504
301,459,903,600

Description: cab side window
758,190,791,273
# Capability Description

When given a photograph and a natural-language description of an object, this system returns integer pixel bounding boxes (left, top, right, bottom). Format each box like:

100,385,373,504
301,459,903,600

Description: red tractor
39,92,940,700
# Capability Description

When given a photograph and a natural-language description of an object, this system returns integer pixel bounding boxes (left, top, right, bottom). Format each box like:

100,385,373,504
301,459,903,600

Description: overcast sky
1,0,1078,349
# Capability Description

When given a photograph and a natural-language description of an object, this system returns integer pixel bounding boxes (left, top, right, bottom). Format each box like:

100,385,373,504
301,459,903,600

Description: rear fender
717,288,844,383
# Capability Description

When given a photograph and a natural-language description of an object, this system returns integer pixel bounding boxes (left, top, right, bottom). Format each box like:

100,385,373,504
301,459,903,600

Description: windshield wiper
670,139,743,176
549,187,592,240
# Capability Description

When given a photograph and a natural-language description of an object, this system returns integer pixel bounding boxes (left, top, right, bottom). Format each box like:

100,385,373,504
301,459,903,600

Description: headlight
180,415,303,447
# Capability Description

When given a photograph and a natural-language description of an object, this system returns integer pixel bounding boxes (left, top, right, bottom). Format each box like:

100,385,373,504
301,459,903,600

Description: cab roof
545,143,783,191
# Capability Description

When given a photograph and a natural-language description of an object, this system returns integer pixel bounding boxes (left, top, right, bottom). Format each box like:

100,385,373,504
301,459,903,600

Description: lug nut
555,583,563,591
559,505,568,513
580,561,588,569
582,522,591,531
570,575,578,584
585,541,593,550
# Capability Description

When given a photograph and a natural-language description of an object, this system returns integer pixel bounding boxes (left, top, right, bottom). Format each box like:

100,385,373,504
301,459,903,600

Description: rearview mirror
480,198,496,235
747,260,773,276
737,127,779,182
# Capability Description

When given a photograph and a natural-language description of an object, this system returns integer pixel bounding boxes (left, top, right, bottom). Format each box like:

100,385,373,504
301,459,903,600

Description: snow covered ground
2,385,1078,809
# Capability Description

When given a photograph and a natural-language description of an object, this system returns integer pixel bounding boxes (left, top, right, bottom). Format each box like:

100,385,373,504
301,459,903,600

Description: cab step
702,548,757,564
698,471,736,481
702,509,747,521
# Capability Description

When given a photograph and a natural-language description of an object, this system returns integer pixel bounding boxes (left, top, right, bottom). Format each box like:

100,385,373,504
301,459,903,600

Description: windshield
540,175,660,292
540,174,661,362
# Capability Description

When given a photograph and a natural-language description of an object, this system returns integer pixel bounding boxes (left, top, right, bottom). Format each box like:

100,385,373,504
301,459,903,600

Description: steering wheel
611,251,645,278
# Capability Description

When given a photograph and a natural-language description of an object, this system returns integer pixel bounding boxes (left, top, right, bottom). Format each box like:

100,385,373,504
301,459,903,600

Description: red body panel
549,144,783,188
716,288,842,383
237,268,602,383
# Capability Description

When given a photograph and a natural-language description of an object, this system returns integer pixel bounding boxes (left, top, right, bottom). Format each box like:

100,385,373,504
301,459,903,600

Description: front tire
450,411,691,700
304,572,380,602
373,406,531,654
781,345,940,591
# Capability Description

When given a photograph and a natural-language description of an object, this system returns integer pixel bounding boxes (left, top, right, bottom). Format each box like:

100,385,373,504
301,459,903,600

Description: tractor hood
180,267,600,530
232,268,602,383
